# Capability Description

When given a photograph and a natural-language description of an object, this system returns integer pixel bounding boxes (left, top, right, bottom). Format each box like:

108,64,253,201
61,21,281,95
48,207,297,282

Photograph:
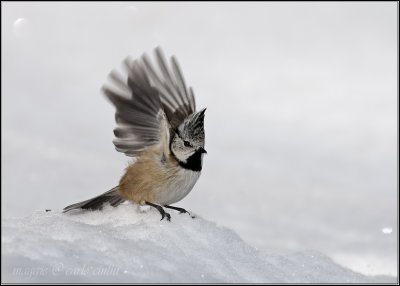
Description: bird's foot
164,205,195,219
145,202,171,221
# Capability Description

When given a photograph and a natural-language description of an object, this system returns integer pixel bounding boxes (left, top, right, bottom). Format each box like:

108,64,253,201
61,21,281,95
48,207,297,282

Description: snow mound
2,205,395,283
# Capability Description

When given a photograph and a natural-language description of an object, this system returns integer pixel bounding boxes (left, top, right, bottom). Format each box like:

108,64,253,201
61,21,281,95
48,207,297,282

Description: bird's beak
198,147,207,154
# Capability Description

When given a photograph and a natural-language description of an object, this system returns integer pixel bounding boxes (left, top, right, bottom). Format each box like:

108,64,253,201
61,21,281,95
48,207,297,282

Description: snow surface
2,205,395,283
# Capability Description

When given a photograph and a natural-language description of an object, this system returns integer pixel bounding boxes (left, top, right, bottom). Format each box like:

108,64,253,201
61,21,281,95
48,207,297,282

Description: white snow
2,205,395,283
382,227,393,234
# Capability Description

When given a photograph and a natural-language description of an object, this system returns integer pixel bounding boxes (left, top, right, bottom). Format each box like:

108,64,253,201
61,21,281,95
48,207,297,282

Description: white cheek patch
172,146,195,163
175,153,186,163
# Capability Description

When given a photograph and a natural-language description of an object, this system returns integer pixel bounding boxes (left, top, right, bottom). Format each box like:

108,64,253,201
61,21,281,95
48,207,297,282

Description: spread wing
102,47,196,157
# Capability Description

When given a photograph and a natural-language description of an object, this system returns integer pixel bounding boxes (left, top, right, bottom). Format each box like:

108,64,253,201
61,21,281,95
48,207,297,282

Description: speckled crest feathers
178,108,206,148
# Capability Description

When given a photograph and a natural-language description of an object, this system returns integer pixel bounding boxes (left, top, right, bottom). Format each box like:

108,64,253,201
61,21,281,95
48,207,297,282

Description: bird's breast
157,167,201,205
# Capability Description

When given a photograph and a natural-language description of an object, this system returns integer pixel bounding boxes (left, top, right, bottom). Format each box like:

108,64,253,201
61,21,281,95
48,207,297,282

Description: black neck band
176,151,203,172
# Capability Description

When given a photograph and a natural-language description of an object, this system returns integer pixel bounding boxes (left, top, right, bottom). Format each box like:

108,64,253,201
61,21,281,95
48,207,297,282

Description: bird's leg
145,201,171,221
164,205,196,218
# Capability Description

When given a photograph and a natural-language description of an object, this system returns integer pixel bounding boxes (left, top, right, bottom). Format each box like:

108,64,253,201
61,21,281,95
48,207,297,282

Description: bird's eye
184,140,191,147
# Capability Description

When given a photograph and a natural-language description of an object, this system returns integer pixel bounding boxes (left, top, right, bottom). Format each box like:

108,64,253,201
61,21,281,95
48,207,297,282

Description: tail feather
63,186,125,212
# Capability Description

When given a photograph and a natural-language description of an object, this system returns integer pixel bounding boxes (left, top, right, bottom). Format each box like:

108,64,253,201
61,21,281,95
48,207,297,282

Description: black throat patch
176,151,203,172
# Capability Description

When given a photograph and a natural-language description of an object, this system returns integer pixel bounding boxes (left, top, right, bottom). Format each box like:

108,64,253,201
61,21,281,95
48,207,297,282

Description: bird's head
171,108,206,164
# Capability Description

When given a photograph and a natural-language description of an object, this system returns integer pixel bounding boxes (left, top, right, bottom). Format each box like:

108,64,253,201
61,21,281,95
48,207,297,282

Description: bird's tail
63,186,125,212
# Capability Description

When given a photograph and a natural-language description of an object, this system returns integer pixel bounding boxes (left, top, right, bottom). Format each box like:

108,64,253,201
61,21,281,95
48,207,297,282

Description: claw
146,201,171,222
161,212,171,221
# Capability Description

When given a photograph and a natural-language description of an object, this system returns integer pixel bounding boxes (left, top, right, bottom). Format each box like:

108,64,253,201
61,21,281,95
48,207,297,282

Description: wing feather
102,47,196,157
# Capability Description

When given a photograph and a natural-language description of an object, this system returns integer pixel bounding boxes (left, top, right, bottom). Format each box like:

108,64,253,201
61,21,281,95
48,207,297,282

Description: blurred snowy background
2,2,397,277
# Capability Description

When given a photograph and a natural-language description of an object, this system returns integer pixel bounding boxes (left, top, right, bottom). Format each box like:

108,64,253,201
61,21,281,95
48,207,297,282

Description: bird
63,47,206,221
